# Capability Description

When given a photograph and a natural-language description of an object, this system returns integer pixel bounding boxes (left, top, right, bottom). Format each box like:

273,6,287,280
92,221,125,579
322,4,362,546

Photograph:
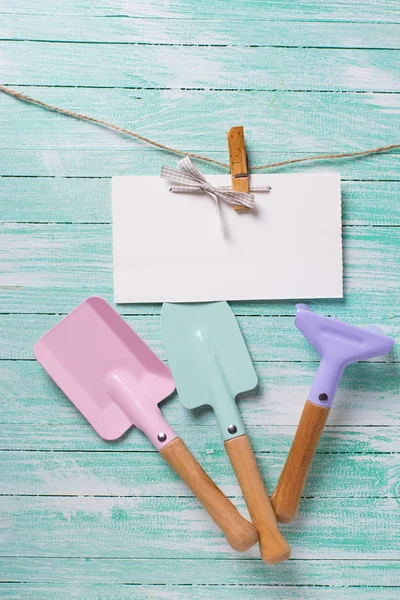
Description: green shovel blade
161,302,258,441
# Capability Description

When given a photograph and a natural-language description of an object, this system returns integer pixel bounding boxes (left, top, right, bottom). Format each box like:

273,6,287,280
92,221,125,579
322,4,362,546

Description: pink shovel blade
34,297,175,441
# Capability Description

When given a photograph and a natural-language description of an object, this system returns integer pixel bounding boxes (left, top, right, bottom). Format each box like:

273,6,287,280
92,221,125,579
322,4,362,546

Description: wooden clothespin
227,126,250,212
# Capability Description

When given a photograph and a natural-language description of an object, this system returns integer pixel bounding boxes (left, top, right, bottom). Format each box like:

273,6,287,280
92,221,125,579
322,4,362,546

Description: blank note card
112,172,342,303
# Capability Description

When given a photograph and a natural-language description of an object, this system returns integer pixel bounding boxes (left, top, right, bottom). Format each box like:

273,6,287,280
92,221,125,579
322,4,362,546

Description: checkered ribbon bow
160,156,270,212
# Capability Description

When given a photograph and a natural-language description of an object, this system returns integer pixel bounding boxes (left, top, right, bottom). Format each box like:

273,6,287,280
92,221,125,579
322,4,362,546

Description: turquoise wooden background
1,0,399,598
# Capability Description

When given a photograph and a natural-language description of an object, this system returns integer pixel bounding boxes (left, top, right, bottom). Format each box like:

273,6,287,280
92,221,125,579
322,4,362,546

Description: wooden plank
1,88,400,154
2,16,400,47
0,583,399,599
1,223,400,317
1,361,399,427
0,149,398,178
0,496,399,559
1,0,399,22
1,43,400,90
2,178,400,226
2,557,400,586
0,311,398,362
0,177,112,224
1,449,398,498
1,423,398,453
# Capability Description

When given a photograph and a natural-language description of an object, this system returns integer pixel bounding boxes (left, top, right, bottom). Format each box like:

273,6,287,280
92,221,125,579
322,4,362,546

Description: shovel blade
35,297,175,440
161,302,257,412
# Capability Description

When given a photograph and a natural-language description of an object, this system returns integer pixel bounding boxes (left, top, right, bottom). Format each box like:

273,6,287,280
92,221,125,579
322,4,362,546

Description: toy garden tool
272,303,394,524
161,301,291,565
34,296,258,552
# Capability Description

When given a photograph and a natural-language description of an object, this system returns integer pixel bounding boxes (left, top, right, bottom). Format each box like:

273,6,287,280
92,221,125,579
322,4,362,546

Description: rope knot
160,156,271,235
200,181,216,194
160,156,270,216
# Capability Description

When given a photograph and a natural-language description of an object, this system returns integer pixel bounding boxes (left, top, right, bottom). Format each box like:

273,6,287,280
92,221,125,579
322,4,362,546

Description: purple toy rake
271,304,394,523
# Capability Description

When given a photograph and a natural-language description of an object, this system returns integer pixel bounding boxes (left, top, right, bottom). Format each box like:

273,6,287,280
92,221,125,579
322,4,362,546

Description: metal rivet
319,393,328,402
228,424,237,434
157,432,167,442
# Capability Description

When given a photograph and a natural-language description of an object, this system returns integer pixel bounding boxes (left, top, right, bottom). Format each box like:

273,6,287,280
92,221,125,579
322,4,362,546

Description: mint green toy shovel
161,302,290,564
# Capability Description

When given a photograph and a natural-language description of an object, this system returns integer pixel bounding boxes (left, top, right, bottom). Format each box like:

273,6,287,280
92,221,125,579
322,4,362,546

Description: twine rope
1,85,399,171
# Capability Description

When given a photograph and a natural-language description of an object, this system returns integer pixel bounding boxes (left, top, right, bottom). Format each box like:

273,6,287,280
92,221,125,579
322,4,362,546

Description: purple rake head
295,304,394,409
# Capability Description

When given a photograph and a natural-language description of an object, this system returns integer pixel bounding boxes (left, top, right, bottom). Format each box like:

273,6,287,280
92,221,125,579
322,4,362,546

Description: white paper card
112,173,342,303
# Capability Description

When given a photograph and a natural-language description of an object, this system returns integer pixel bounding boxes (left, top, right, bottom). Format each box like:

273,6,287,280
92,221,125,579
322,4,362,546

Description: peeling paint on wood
1,43,400,91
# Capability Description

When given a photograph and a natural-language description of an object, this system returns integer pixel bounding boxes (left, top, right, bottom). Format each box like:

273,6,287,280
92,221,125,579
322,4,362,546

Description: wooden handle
271,400,330,523
160,437,259,552
224,434,290,564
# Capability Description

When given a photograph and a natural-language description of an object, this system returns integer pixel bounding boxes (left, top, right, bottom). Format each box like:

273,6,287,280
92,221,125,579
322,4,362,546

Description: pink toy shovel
271,304,394,523
34,297,258,552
